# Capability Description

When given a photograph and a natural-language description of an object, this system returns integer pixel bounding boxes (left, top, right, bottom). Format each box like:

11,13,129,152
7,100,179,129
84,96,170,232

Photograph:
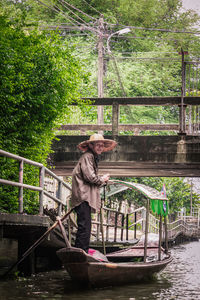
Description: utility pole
179,49,187,135
97,16,104,133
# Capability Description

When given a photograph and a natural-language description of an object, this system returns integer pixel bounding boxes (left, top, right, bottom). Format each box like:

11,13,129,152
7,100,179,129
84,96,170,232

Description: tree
0,12,88,213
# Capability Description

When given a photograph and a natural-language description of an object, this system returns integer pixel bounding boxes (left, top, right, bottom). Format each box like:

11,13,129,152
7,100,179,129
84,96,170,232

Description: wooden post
164,216,169,254
134,211,137,239
18,235,36,276
114,212,118,242
39,166,44,216
112,101,119,136
106,210,110,241
68,217,72,245
144,199,150,262
190,180,193,216
158,214,163,261
0,225,3,241
100,207,106,255
126,213,129,241
57,181,63,216
18,160,24,214
97,213,100,241
121,213,124,241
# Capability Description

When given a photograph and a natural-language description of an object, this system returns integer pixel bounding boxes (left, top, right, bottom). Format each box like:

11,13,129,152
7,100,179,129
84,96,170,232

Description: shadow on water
0,267,172,300
0,241,200,300
62,277,172,300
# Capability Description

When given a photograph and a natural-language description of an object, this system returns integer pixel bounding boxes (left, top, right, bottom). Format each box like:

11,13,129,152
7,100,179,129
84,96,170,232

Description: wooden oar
1,208,74,278
100,185,106,256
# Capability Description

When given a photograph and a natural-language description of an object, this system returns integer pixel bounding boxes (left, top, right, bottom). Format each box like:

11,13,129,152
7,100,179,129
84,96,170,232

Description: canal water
0,240,200,300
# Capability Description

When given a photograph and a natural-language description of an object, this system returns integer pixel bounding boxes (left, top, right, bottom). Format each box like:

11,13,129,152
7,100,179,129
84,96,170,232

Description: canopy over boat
106,180,168,201
105,180,169,216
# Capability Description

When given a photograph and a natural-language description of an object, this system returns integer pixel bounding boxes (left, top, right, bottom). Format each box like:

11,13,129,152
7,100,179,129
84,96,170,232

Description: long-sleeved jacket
71,150,104,213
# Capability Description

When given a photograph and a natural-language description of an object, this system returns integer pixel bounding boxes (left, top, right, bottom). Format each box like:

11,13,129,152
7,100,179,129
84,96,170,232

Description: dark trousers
74,201,91,253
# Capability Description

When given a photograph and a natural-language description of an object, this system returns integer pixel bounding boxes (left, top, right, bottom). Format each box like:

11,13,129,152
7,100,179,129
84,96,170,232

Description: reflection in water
0,241,200,300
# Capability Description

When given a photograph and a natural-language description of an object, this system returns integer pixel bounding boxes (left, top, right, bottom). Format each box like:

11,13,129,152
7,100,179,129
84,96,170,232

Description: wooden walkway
88,206,200,249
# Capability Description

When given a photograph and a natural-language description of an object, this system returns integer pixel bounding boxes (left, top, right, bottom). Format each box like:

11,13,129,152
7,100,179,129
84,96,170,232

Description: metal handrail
0,149,71,215
1,148,199,243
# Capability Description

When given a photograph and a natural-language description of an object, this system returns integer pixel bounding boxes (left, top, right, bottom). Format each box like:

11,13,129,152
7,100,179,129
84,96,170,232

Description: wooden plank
78,96,200,106
58,124,180,131
112,102,119,136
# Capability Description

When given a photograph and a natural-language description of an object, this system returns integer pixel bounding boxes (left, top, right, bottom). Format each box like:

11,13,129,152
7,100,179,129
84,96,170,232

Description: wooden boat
56,180,172,287
57,246,172,287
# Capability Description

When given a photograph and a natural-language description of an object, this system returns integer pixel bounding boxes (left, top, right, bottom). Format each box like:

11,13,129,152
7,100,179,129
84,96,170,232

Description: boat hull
57,247,172,287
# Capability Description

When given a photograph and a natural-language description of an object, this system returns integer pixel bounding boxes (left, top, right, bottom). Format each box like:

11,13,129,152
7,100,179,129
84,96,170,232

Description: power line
57,0,91,27
105,22,200,35
36,0,79,27
54,3,88,27
106,55,181,62
36,0,99,42
117,51,179,54
61,0,97,21
81,0,101,16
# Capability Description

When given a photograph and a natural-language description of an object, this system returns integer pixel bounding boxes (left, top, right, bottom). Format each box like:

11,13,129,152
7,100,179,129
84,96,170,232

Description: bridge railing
58,56,200,136
57,96,200,136
92,206,146,243
167,218,198,240
0,149,71,216
92,203,200,244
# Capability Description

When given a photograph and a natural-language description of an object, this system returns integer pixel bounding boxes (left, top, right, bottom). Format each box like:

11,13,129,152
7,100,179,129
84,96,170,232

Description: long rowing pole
1,208,74,278
100,185,106,256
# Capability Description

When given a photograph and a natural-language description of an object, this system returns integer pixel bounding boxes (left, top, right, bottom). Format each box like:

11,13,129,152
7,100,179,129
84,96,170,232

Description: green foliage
109,177,199,216
0,12,88,213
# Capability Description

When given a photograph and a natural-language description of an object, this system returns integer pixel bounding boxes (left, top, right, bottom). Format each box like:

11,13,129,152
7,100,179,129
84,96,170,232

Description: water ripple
0,240,199,300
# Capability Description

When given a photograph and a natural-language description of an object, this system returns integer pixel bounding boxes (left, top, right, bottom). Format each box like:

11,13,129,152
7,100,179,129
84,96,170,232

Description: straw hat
78,134,117,152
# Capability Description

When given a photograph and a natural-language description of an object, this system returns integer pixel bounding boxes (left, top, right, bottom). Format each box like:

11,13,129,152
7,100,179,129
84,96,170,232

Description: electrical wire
36,0,95,30
105,22,200,35
36,0,99,43
116,51,179,54
36,0,79,26
53,3,100,35
57,0,91,27
54,3,88,27
81,0,101,16
106,55,181,62
61,0,97,21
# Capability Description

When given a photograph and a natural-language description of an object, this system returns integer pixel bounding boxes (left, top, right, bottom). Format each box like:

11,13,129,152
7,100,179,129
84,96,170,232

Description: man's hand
102,173,110,183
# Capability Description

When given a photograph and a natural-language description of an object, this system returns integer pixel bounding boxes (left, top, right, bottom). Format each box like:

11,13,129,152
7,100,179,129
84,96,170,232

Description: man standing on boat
71,134,117,253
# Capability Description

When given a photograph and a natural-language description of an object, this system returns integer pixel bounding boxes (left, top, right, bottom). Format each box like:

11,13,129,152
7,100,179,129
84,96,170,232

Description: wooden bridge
50,56,200,177
51,96,200,177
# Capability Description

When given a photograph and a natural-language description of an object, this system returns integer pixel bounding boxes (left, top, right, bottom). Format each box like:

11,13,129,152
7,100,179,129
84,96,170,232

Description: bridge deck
51,135,200,177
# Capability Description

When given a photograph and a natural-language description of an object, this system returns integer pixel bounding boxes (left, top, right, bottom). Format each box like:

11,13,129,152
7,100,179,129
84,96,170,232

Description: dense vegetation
0,0,199,215
0,4,88,213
